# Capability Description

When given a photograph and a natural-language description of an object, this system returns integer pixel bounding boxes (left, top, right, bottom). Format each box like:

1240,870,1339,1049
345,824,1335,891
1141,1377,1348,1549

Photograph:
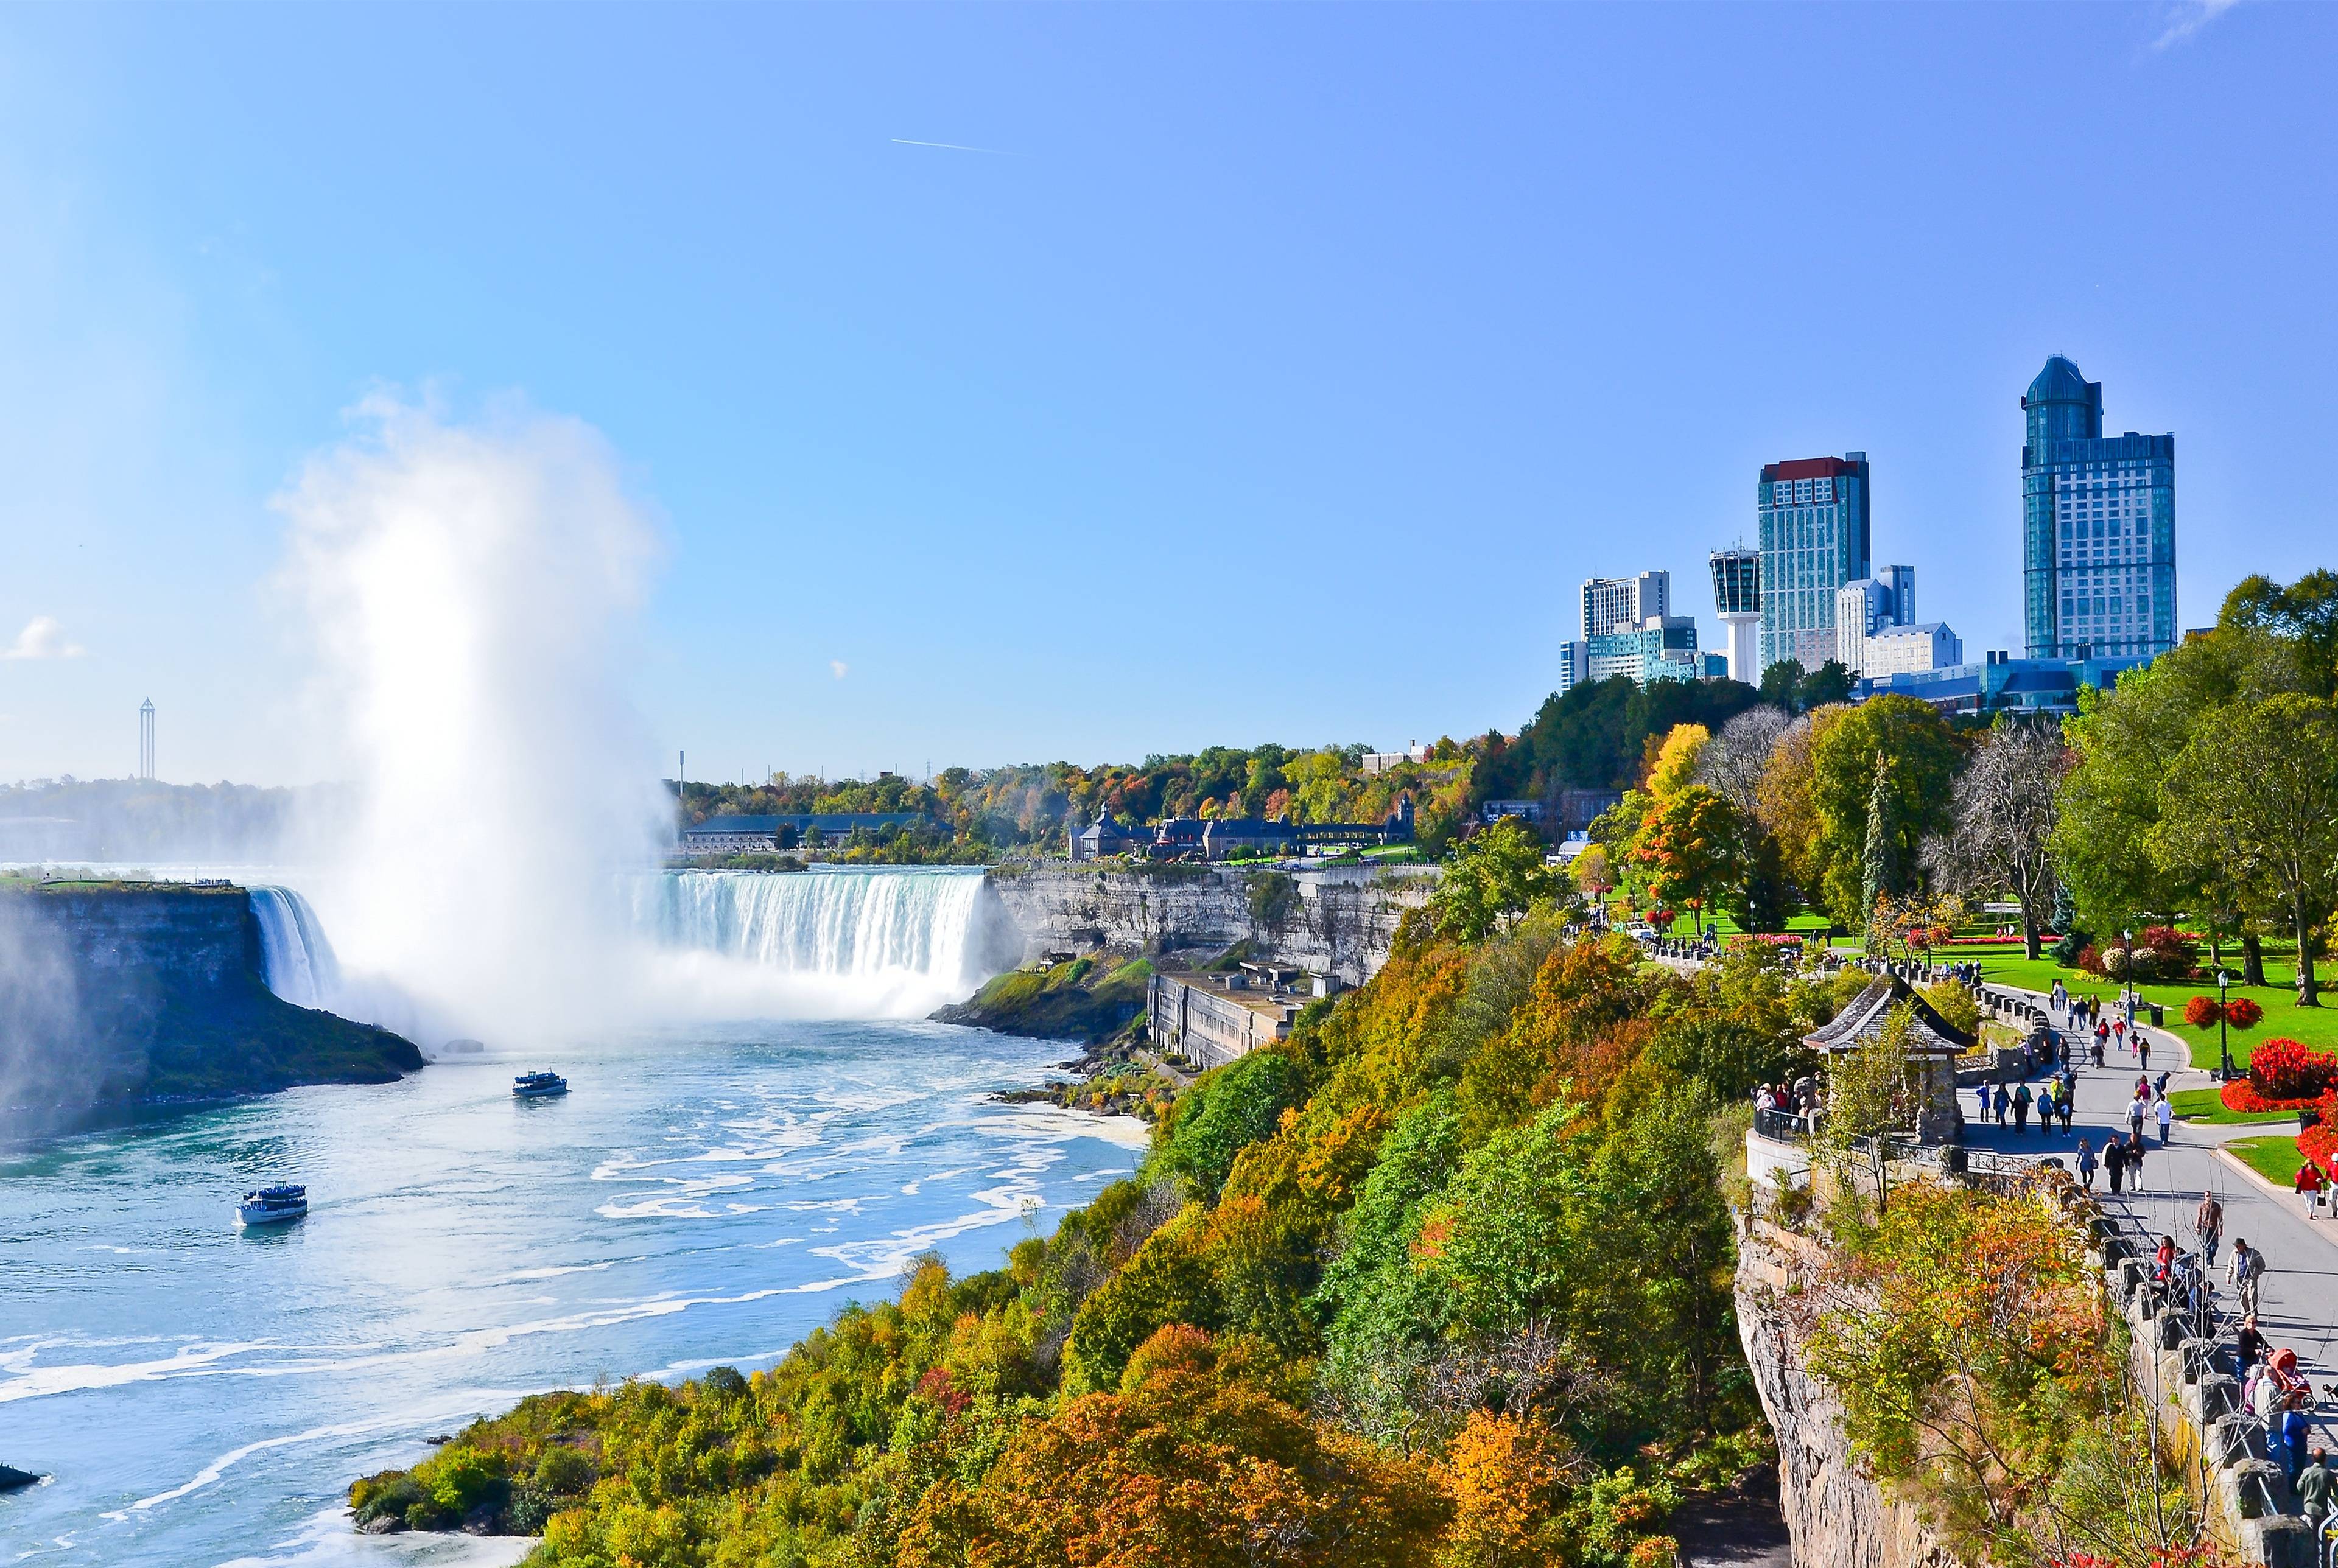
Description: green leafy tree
1430,816,1557,942
1808,696,1960,928
1634,784,1746,933
2151,693,2338,1006
1758,659,1807,713
1859,752,1900,931
2221,569,2338,700
1797,659,1855,710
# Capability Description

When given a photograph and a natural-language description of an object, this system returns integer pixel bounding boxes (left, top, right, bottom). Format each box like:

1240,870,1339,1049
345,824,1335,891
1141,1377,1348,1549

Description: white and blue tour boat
512,1070,570,1099
237,1184,309,1227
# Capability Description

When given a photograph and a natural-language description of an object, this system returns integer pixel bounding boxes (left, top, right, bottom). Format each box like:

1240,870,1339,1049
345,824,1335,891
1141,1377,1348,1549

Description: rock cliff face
1735,1221,1962,1568
978,863,1431,986
0,883,422,1127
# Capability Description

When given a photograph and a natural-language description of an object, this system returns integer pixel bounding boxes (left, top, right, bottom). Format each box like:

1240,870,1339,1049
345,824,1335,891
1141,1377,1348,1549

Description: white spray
276,394,669,1047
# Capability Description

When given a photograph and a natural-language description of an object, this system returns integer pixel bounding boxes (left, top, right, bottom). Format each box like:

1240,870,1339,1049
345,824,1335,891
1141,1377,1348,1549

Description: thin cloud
830,660,849,680
891,138,1011,156
1,617,85,660
2155,0,2241,49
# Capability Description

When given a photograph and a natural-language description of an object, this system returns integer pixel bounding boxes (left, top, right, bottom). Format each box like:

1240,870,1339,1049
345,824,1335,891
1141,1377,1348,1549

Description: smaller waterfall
249,886,344,1011
633,868,1005,1003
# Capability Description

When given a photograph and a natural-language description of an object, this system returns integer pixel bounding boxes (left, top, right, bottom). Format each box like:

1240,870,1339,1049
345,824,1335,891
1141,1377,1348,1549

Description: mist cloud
276,393,670,1047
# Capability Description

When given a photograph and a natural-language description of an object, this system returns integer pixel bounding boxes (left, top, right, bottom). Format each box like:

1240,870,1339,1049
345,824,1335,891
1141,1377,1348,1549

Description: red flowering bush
2248,1038,2337,1101
2300,1092,2338,1181
2225,996,2264,1029
2185,995,2222,1028
2074,943,2105,976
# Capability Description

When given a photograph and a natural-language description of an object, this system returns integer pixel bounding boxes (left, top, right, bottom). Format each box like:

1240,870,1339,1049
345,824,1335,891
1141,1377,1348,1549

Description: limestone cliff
978,863,1430,986
1735,1220,1963,1568
0,882,422,1128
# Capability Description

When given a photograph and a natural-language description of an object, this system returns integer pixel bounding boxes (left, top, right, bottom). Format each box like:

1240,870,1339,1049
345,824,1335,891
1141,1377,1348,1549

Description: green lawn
1971,953,2338,1071
2167,1086,2298,1125
2227,1133,2308,1187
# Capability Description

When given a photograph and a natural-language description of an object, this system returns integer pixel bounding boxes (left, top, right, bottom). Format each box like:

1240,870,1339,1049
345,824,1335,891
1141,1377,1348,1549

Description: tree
1923,721,2068,959
1755,707,1848,915
1697,705,1792,817
1797,659,1856,710
2221,570,2338,700
1430,817,1557,942
1758,659,1807,713
1634,785,1745,933
1813,1001,1918,1212
1808,696,1961,928
1859,752,1901,932
1643,724,1711,798
2152,694,2338,1006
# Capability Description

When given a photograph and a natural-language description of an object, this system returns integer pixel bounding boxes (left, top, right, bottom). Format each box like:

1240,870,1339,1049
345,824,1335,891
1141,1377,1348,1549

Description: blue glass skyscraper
2021,356,2176,660
1756,453,1870,673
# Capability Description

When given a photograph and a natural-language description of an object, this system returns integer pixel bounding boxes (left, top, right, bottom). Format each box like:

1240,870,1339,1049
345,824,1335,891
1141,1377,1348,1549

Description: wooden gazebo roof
1802,975,1976,1058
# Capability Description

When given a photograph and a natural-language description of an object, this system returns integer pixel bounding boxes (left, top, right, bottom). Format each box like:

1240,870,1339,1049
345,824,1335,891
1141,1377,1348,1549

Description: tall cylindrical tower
139,698,155,782
1708,548,1761,684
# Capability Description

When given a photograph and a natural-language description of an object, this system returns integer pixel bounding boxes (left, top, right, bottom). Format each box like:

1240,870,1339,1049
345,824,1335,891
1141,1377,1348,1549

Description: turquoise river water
0,1018,1142,1566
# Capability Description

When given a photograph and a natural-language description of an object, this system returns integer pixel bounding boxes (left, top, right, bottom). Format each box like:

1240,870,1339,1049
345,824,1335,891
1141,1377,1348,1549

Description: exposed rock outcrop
1734,1221,1963,1568
979,863,1430,987
0,882,422,1129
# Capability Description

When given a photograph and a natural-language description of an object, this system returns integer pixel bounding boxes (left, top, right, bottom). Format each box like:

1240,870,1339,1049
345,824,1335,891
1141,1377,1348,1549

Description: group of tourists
1751,1080,1819,1119
1977,1073,2076,1134
2237,1314,2328,1511
2046,979,2153,1070
2074,1130,2156,1192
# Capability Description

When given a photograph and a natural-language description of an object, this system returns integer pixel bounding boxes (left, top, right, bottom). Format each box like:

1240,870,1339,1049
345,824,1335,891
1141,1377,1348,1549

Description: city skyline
1,5,2331,784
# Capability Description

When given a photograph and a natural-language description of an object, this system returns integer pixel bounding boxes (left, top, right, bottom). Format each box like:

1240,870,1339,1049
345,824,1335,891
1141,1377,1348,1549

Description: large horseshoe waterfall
248,884,343,1011
630,867,1006,998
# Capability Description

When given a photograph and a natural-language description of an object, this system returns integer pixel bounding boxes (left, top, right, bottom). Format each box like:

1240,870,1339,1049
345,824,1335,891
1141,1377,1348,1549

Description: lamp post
2217,968,2234,1083
2121,928,2136,1019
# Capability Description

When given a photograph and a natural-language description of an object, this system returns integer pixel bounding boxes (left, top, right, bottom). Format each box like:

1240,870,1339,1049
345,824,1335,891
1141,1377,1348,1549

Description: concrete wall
978,863,1431,987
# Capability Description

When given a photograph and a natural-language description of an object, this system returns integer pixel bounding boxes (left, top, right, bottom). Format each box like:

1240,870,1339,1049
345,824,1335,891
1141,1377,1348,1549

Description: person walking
2106,1134,2127,1195
2298,1447,2333,1532
2128,1094,2148,1149
2059,1089,2075,1135
2231,1239,2264,1317
2197,1191,2224,1269
2283,1396,2313,1493
1993,1083,2009,1127
2127,1132,2148,1189
1974,1081,1991,1124
2077,1138,2098,1191
2155,1092,2174,1146
2013,1081,2032,1132
2092,1032,2106,1068
2298,1160,2326,1222
2140,1034,2152,1073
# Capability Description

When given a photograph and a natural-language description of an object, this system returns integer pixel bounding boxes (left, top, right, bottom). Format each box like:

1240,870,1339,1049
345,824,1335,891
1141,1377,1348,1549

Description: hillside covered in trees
348,909,1882,1564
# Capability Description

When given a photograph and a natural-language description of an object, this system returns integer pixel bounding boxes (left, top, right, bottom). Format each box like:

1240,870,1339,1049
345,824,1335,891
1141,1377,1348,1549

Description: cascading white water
632,869,993,1001
248,886,343,1012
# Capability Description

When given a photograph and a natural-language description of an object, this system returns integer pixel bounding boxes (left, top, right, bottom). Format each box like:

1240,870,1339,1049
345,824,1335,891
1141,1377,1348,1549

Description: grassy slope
2227,1133,2308,1187
932,956,1156,1045
1970,949,2338,1070
2166,1087,2298,1126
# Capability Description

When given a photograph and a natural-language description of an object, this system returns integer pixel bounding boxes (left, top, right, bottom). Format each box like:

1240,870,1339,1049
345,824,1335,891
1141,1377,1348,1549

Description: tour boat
512,1071,570,1099
237,1183,309,1227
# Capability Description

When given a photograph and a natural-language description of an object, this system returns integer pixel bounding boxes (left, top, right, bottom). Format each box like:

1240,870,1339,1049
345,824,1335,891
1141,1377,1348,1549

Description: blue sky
1,1,2331,787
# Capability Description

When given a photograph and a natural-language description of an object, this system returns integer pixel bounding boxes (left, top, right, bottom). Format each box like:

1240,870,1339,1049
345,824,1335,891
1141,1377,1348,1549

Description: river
0,869,1138,1567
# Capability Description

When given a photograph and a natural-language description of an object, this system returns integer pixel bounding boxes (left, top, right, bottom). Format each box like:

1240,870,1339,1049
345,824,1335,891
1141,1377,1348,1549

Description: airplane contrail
891,138,1011,155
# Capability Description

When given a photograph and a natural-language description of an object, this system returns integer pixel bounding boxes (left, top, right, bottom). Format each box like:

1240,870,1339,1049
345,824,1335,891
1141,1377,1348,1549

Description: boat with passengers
237,1184,309,1226
512,1070,570,1099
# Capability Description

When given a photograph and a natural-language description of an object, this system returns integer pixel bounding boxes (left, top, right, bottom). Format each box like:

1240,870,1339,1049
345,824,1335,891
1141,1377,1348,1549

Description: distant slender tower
139,699,156,782
1708,548,1761,684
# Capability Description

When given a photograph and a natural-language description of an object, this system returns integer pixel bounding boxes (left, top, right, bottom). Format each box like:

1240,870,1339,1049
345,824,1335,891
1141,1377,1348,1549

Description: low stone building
1802,973,1975,1145
1148,970,1301,1069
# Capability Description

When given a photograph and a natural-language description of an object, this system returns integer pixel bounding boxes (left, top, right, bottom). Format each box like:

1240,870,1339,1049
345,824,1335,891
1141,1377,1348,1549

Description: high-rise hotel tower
1757,453,1871,673
2020,355,2176,660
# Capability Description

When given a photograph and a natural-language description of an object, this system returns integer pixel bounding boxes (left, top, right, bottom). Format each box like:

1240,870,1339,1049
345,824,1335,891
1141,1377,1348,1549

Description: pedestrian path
1960,990,2338,1460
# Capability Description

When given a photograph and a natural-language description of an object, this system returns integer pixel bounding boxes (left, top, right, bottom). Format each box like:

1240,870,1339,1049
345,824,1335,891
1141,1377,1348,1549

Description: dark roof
684,812,925,838
1204,818,1299,836
2026,354,2095,405
1802,975,1975,1057
1762,455,1858,482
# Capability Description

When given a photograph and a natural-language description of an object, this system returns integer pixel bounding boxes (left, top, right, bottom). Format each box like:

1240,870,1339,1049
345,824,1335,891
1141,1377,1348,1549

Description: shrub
2248,1038,2337,1101
2220,1080,2320,1114
2049,929,2091,968
533,1445,596,1497
2074,944,2105,976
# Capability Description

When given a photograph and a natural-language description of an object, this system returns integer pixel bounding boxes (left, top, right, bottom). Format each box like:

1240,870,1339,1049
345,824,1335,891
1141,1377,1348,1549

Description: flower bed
2248,1038,2336,1100
2224,1080,2321,1115
2300,1087,2338,1180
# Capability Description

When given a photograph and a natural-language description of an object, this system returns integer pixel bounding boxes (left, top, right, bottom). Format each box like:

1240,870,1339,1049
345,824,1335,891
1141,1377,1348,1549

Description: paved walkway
1961,992,2338,1458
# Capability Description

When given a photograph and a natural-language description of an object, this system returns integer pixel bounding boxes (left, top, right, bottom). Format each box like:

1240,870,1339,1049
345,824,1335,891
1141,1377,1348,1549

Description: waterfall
632,869,1000,996
249,885,344,1011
